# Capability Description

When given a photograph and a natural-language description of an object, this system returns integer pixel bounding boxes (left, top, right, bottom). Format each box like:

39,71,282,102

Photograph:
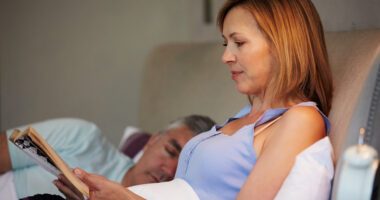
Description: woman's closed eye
235,41,245,47
221,40,245,47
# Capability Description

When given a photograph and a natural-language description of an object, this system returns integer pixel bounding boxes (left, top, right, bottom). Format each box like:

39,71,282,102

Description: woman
56,0,333,199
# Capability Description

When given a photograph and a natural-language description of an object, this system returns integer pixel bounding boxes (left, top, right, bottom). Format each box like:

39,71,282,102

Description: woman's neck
249,96,303,116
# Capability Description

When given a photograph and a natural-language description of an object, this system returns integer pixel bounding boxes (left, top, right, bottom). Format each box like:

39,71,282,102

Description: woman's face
222,6,275,97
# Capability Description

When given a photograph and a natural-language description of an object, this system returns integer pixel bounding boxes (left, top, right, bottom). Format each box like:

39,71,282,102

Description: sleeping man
0,115,215,199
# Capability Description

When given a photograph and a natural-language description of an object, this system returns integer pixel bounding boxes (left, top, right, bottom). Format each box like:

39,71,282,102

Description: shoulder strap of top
254,116,282,137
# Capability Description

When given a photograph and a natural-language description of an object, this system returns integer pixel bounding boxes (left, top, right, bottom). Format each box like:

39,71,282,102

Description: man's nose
160,161,177,181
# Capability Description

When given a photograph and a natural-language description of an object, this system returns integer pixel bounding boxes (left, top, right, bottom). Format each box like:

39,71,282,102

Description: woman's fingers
72,168,138,200
54,179,82,200
58,174,85,198
74,168,104,191
70,168,143,200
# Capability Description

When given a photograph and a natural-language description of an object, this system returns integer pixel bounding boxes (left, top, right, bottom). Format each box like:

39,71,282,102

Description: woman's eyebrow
169,139,182,152
222,32,239,39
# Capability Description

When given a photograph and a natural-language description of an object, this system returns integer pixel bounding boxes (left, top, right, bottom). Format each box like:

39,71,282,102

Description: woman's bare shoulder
283,105,324,123
275,105,325,142
263,105,325,150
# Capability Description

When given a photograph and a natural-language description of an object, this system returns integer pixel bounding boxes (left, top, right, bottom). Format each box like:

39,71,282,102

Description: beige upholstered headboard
138,42,246,130
139,29,380,162
325,30,380,159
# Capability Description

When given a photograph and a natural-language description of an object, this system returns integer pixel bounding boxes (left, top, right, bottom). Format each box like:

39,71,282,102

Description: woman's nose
222,47,236,64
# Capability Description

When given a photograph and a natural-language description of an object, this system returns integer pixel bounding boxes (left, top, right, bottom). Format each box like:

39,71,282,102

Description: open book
9,127,89,197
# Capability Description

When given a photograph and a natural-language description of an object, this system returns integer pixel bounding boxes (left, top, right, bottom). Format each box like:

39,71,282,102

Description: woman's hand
53,174,85,200
54,173,85,200
55,168,144,200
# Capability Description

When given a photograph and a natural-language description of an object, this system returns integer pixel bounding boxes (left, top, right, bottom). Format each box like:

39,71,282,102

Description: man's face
129,125,194,185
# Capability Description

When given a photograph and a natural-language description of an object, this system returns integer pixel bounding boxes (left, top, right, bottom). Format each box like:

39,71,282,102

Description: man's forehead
162,125,193,145
165,125,192,136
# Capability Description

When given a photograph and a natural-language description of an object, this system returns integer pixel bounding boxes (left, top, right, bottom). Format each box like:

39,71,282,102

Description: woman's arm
55,168,144,200
237,106,325,200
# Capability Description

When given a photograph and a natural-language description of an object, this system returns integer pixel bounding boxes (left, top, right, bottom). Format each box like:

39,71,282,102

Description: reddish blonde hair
218,0,333,115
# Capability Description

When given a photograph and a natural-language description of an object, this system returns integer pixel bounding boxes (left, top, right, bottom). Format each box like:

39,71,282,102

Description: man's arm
0,132,12,174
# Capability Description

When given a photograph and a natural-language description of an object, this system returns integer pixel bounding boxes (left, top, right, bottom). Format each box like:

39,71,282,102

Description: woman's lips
231,71,243,80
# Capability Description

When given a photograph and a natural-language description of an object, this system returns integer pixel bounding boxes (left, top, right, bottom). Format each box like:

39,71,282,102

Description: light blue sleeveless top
175,102,330,200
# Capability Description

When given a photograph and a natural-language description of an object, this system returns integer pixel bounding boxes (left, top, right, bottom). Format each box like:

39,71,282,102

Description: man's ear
143,133,161,151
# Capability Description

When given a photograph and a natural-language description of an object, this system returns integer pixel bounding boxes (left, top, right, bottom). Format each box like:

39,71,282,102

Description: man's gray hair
167,115,216,136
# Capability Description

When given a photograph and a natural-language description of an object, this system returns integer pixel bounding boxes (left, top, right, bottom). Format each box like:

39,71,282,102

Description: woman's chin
235,85,254,95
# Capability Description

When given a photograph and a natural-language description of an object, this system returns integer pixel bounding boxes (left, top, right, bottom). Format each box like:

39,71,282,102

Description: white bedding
0,171,18,200
128,178,199,200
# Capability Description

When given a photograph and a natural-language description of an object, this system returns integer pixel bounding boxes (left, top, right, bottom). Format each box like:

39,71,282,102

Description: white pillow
128,178,199,200
275,136,334,200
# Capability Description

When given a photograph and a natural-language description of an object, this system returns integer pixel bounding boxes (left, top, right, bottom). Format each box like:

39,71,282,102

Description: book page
12,134,61,176
10,128,90,197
